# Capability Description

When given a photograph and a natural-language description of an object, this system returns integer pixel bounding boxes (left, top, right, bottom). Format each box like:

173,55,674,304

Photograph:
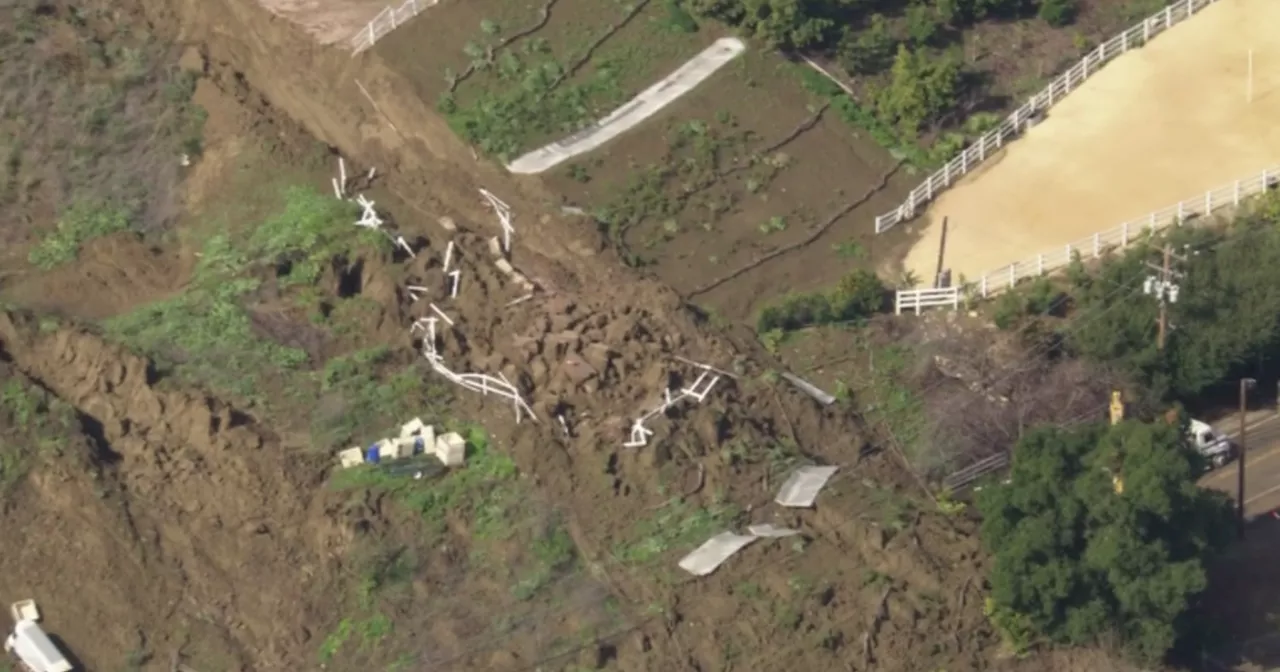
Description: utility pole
1239,378,1256,539
1144,244,1186,350
1157,245,1171,350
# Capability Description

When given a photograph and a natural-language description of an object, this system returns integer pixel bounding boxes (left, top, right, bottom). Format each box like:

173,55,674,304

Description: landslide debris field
0,1,1270,672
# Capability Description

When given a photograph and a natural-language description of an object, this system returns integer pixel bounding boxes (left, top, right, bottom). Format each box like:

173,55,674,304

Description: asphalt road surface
1204,413,1280,520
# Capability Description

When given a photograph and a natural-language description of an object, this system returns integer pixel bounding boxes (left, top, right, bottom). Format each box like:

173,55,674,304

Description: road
1203,413,1280,520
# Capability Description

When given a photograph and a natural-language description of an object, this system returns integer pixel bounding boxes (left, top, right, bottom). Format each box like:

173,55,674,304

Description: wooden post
934,217,949,288
1157,244,1171,350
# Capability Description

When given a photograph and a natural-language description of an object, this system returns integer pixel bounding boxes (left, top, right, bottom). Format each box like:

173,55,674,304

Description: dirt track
902,0,1280,283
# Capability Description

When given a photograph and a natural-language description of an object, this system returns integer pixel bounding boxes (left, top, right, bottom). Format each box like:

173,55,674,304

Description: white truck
4,601,73,672
1188,418,1235,469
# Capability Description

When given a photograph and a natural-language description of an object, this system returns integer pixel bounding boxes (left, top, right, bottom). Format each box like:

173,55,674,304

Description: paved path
506,37,746,174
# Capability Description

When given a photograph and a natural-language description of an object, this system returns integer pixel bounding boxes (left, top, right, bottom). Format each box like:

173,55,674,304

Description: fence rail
873,0,1222,234
894,287,960,315
894,167,1280,314
350,0,439,54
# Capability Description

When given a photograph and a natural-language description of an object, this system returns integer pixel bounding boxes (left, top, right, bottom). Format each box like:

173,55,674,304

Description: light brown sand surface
257,0,392,45
903,0,1280,283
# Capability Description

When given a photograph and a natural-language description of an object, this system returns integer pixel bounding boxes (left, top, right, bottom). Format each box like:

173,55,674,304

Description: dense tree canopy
680,0,1069,50
1066,195,1280,404
977,420,1234,663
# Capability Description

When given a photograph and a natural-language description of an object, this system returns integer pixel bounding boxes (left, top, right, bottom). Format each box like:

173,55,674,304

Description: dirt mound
0,309,357,669
0,1,1149,671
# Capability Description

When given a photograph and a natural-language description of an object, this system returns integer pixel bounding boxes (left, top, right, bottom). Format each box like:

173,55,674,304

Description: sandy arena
901,0,1280,283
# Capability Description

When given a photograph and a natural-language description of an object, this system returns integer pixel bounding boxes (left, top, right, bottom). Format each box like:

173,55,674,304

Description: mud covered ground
0,1,1262,672
374,0,920,324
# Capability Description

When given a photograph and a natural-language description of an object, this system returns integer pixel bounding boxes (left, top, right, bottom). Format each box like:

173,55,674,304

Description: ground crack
686,160,906,299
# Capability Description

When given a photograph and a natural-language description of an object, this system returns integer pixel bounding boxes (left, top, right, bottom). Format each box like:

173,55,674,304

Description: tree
837,13,895,75
1067,195,1280,404
874,44,964,139
682,0,835,49
1037,0,1078,26
977,420,1234,664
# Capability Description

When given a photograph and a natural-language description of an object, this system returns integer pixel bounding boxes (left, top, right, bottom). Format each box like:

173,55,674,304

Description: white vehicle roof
9,620,72,672
1188,418,1214,434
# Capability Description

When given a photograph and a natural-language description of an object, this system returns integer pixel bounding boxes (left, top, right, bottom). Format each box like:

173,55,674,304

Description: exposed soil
0,1,1243,672
542,48,920,323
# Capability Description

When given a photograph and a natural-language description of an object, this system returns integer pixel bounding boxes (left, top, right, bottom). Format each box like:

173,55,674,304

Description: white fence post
894,161,1280,317
871,0,1220,234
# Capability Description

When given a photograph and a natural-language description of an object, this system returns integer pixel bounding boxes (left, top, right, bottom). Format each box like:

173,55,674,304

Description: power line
423,212,1277,667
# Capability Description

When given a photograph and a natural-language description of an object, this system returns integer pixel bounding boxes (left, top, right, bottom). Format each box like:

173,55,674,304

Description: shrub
28,203,132,269
756,270,887,333
837,14,895,75
662,0,699,32
1037,0,1078,26
875,45,964,139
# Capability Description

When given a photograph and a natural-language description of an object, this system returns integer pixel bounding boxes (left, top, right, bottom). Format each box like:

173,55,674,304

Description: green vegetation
439,36,630,160
613,496,737,565
0,4,206,228
592,116,780,265
756,269,887,333
991,276,1066,330
312,347,446,450
0,376,78,492
331,426,514,529
439,4,703,160
28,202,132,269
104,187,382,403
977,420,1233,663
511,524,577,600
679,0,1098,164
989,193,1280,407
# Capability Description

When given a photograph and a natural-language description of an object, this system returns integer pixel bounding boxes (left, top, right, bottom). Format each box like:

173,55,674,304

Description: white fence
894,167,1280,314
350,0,438,54
874,0,1222,234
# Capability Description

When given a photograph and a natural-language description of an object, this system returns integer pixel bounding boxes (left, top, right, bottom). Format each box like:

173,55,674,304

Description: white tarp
779,373,836,406
774,465,840,508
677,532,758,577
507,38,747,174
747,523,801,538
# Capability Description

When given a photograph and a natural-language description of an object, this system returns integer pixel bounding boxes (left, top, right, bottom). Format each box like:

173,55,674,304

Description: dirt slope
0,2,1150,672
0,310,350,670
